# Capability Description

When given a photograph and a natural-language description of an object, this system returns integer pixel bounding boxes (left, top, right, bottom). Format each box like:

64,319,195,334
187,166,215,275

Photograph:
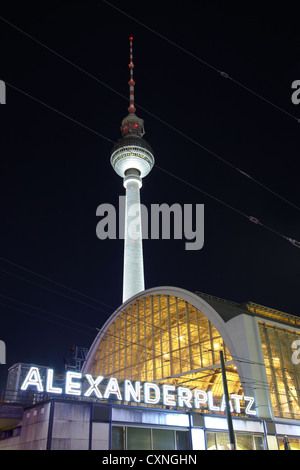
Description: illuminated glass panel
88,294,242,408
278,437,300,450
206,432,265,450
259,322,300,420
112,426,190,450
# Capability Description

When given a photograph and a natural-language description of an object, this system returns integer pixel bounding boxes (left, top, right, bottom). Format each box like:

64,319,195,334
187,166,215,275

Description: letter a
21,367,44,392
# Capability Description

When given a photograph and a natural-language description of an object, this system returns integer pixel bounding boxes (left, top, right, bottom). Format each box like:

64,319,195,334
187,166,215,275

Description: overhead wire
0,300,95,337
154,165,300,246
0,266,113,316
0,250,298,389
0,257,273,387
3,80,299,249
1,14,299,398
0,259,297,403
102,1,300,124
0,256,116,311
101,1,300,212
0,258,276,389
5,82,115,145
0,257,226,372
0,292,98,333
1,14,299,213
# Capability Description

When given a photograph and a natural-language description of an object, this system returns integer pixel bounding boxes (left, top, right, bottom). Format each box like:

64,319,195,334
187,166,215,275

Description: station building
1,286,300,450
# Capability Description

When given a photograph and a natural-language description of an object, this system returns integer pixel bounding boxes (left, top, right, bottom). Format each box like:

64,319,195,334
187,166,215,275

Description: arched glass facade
87,294,242,404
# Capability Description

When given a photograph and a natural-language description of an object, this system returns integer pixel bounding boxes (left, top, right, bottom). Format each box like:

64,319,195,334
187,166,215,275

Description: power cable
1,14,299,212
0,300,94,337
0,253,273,375
155,165,300,246
102,1,300,124
4,81,299,248
1,249,297,390
1,269,297,403
0,258,275,388
0,267,112,316
0,256,116,311
0,292,97,333
5,81,115,145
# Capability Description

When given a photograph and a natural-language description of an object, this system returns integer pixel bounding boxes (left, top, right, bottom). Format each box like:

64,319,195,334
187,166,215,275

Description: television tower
111,37,154,303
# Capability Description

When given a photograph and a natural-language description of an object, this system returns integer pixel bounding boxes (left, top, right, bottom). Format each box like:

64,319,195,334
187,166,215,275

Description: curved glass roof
84,292,243,408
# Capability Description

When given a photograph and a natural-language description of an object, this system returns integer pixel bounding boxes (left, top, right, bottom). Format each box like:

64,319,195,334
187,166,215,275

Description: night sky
0,2,299,386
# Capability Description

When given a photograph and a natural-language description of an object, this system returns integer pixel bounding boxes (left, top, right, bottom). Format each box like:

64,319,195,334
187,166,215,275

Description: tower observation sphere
110,37,154,303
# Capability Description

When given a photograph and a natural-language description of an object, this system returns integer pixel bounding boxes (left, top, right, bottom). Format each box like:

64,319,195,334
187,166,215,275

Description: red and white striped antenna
128,37,136,114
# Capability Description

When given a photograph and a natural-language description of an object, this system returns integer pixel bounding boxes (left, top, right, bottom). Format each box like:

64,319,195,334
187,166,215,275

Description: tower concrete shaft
122,175,144,303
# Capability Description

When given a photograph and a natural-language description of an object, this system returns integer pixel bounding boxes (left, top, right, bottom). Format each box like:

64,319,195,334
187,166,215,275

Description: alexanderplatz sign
20,367,256,416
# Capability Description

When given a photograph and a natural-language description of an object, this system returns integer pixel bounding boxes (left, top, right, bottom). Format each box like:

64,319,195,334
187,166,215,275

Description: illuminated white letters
231,394,243,413
244,396,256,416
124,380,141,403
144,382,160,404
207,391,220,412
46,369,62,394
65,371,82,396
194,390,207,409
84,374,104,398
220,394,234,412
19,367,256,416
162,385,176,406
104,378,122,400
21,367,43,392
177,387,192,408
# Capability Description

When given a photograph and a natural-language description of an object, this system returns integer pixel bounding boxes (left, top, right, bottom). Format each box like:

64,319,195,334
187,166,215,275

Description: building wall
3,398,300,449
0,402,51,450
0,400,110,450
225,314,273,419
51,402,90,450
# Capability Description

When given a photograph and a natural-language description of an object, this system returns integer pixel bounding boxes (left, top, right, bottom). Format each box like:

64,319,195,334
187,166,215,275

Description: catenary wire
1,87,296,392
4,81,299,248
1,246,299,381
0,267,113,316
0,262,271,384
0,250,274,372
0,290,226,377
154,165,300,246
0,258,225,367
0,301,95,337
1,15,299,212
0,256,116,311
0,270,296,399
101,1,300,211
2,76,300,381
0,257,277,384
90,324,283,397
5,82,115,145
0,293,97,333
102,1,300,124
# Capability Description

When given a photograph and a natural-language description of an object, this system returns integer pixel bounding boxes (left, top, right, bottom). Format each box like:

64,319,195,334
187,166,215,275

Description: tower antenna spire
128,37,136,114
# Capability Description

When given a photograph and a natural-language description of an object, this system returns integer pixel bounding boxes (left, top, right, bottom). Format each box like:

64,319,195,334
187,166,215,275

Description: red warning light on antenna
129,36,133,41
